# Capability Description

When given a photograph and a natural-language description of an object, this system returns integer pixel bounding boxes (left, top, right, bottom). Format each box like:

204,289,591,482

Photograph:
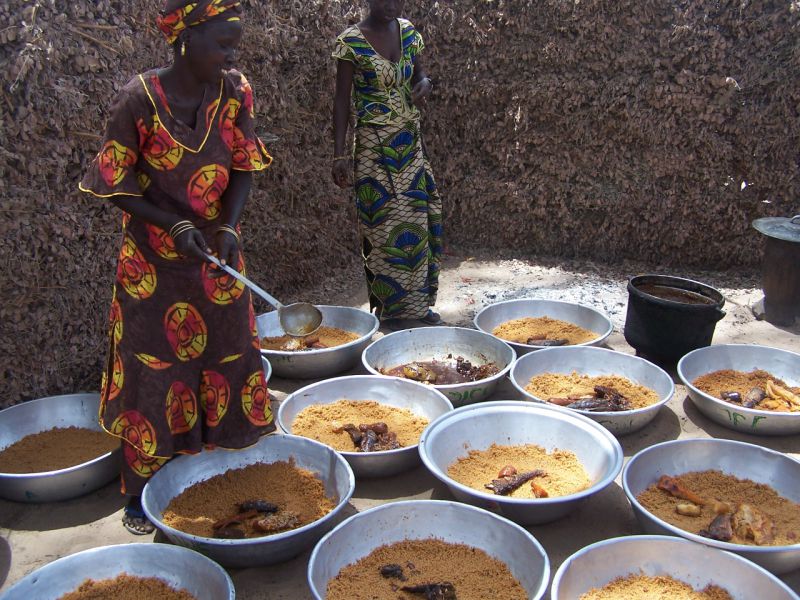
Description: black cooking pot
623,275,726,365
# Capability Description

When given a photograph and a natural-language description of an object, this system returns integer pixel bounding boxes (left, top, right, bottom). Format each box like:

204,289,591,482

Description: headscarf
157,0,242,45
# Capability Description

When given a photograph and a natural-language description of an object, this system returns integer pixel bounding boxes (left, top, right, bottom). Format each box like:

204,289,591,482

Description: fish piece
359,422,389,435
333,423,363,447
400,582,457,600
402,363,438,383
567,398,622,412
594,385,632,410
676,503,702,517
254,511,300,533
212,509,259,530
359,428,378,452
497,464,517,478
766,380,800,407
732,503,775,545
526,338,568,346
546,397,575,406
656,475,707,505
699,513,733,542
720,391,742,403
379,564,406,581
372,430,400,452
531,482,549,498
743,387,766,409
214,525,245,539
485,469,545,495
238,500,279,514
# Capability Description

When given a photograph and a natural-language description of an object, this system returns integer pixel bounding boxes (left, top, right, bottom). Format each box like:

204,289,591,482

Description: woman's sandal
123,501,155,535
420,310,443,325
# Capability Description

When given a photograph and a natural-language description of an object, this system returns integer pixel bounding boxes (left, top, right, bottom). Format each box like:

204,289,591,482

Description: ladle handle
205,254,283,310
791,215,800,225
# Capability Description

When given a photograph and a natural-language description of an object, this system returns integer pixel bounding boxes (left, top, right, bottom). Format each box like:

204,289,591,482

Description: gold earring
181,42,186,56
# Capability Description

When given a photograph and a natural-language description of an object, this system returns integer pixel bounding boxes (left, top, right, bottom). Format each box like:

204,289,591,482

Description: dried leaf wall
0,0,797,404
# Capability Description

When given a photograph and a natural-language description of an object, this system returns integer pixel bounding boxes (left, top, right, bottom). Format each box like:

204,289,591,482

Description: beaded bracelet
333,155,351,162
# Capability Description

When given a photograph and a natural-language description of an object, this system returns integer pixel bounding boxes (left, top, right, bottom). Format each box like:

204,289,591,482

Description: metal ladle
205,254,322,337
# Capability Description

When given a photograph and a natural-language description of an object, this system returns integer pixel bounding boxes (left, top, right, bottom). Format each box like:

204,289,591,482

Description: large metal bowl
0,543,234,600
474,298,613,356
361,326,516,406
677,344,800,436
623,438,800,575
141,433,355,568
551,535,797,600
307,500,550,600
418,401,623,525
257,305,379,379
278,375,453,478
510,346,675,436
0,393,120,503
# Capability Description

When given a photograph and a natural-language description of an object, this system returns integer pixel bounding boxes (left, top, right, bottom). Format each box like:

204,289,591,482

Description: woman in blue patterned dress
331,0,443,327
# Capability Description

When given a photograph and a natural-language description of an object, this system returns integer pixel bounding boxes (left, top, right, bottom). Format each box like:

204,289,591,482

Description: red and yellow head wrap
157,0,242,45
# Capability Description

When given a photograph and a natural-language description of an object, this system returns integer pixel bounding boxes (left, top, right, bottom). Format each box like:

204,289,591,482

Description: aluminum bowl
361,326,516,406
278,375,453,478
261,355,272,383
257,305,379,379
0,543,234,600
509,346,675,436
307,500,550,600
623,438,800,574
141,433,355,568
474,298,613,356
678,343,800,436
0,393,120,503
552,535,797,600
418,401,623,525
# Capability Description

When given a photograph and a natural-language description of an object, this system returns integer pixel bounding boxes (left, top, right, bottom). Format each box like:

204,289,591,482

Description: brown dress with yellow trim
80,69,275,494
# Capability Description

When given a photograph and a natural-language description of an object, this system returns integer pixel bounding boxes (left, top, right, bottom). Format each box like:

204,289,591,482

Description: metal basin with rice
307,500,550,600
0,542,234,600
474,299,613,356
510,346,674,436
418,401,623,524
361,326,516,406
278,375,453,478
257,305,379,379
623,438,800,574
0,393,120,503
551,535,797,600
141,433,355,568
677,343,800,436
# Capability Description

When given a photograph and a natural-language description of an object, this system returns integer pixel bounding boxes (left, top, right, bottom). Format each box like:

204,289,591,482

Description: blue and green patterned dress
333,18,442,320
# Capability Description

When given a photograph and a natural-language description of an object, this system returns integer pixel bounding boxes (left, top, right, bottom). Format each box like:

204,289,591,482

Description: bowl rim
509,346,675,418
361,326,517,389
276,375,454,458
0,392,120,479
141,433,356,547
258,305,379,357
472,298,614,350
306,498,551,600
550,534,797,598
1,542,235,599
418,400,624,505
677,344,800,420
622,438,800,553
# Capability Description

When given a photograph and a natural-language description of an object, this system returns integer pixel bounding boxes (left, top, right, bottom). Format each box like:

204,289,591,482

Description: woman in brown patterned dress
80,0,275,533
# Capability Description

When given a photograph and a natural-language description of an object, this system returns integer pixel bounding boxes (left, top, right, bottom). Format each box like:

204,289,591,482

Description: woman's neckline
356,18,403,64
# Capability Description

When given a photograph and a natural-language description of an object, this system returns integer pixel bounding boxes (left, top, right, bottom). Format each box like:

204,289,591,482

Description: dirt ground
1,253,799,598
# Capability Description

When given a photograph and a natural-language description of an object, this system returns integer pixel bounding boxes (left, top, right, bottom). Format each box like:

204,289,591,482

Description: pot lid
752,215,800,243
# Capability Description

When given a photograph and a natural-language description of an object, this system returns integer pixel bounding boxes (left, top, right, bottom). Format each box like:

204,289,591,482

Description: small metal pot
624,274,725,365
